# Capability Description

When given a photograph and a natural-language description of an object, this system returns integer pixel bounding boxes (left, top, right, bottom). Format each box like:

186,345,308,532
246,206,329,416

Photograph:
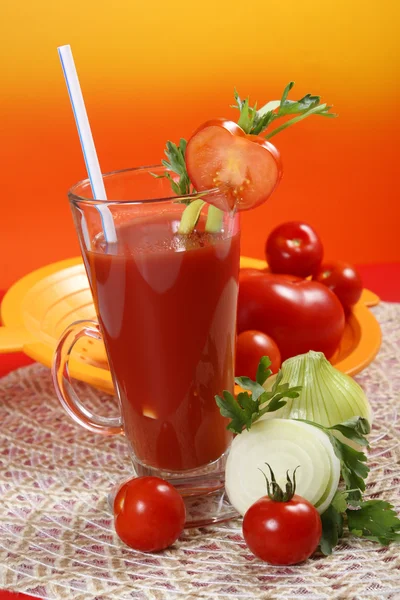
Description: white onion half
225,419,340,516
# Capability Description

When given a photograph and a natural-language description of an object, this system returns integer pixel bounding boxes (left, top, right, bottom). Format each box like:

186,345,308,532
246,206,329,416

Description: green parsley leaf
216,356,301,434
215,390,256,433
266,103,336,140
256,356,273,385
280,81,294,105
331,489,349,514
152,138,193,199
234,377,266,402
329,416,371,447
259,371,302,416
297,417,370,501
347,500,400,545
261,391,291,414
278,80,323,116
235,357,273,400
232,89,277,135
321,494,400,554
320,501,344,555
329,437,369,500
235,94,255,133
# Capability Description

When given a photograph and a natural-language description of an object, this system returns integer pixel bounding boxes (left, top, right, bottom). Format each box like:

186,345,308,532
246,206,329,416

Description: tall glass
52,166,240,525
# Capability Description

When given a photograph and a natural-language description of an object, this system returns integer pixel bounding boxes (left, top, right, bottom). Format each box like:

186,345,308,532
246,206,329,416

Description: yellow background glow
1,0,399,287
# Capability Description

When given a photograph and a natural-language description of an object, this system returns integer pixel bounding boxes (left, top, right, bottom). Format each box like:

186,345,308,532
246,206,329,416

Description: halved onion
225,419,340,516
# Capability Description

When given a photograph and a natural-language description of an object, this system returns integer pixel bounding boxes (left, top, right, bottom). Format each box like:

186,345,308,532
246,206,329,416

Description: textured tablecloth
0,302,399,600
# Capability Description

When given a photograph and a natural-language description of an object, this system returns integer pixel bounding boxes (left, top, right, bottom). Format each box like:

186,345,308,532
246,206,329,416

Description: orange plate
0,257,381,393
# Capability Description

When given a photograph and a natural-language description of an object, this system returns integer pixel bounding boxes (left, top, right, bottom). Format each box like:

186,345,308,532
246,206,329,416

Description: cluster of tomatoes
113,474,322,566
236,221,363,378
112,222,362,564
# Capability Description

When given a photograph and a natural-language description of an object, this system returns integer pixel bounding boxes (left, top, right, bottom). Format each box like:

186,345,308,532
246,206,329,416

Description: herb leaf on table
311,420,400,554
297,417,370,501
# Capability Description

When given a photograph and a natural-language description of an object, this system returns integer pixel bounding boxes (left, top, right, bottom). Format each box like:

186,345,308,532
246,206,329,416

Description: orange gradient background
1,0,399,289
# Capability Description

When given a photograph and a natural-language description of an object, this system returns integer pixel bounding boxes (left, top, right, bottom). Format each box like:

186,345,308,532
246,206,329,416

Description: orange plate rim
0,256,382,392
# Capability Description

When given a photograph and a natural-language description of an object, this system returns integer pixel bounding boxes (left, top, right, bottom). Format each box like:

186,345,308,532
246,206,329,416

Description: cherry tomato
238,270,345,361
114,476,186,552
186,119,282,211
236,331,281,379
313,261,363,309
243,494,322,565
266,221,323,277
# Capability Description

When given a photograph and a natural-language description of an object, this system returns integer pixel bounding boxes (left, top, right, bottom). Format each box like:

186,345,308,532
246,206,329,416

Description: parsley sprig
308,417,400,554
233,81,337,139
152,139,193,200
215,356,302,434
347,500,400,545
321,491,400,555
298,417,370,502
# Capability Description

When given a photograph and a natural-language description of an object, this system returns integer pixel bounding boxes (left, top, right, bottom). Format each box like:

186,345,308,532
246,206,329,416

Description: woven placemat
0,302,399,600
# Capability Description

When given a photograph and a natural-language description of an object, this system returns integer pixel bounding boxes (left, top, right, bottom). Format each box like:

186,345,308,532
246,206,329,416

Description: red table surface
0,262,399,600
0,596,36,600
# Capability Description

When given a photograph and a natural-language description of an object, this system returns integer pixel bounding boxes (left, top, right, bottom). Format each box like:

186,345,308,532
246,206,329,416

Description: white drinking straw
58,44,116,243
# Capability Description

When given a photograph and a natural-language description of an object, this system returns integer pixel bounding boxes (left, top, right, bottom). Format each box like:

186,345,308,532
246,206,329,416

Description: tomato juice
83,211,240,471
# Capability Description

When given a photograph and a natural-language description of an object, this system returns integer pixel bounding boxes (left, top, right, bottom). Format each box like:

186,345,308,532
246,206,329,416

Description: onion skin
261,351,373,445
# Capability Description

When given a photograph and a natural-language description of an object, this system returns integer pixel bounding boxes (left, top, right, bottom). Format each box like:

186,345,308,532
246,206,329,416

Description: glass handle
51,320,124,435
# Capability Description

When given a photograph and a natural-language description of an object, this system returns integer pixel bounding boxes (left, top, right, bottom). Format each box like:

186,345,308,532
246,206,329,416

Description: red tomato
243,494,322,565
236,330,281,379
266,221,323,277
114,476,186,552
239,268,302,283
186,119,282,211
313,261,363,309
238,270,345,361
238,267,268,279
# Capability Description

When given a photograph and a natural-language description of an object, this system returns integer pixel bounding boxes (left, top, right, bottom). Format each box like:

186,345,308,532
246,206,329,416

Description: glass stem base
109,452,238,528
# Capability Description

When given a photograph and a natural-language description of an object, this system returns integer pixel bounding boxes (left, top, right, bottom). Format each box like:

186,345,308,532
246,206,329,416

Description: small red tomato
243,494,322,565
313,261,363,309
236,331,281,379
243,467,322,565
186,119,282,211
266,221,323,277
114,476,186,552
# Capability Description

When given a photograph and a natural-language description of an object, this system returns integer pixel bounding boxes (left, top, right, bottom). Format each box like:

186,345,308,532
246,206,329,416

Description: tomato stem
258,463,300,502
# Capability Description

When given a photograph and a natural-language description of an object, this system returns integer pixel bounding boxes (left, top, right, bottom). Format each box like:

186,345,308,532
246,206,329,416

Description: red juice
83,212,240,471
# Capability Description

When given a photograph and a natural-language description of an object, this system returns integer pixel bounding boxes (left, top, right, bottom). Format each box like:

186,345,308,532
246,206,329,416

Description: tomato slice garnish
186,119,282,211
